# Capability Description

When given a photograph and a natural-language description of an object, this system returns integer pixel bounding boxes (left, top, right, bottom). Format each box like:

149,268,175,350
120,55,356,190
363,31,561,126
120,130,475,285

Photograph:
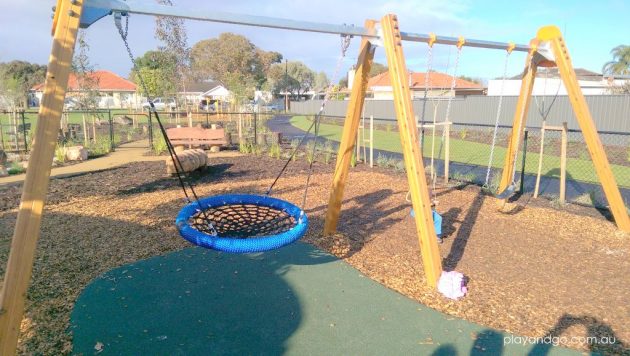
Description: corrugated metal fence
290,95,630,133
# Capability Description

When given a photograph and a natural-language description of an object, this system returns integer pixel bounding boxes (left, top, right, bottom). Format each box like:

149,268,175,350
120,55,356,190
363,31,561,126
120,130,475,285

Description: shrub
376,153,390,167
305,140,317,164
290,139,300,162
153,134,168,155
459,128,468,140
269,142,281,159
239,142,251,154
252,143,264,156
452,172,477,183
7,161,25,175
323,141,334,164
394,160,405,172
55,144,66,164
88,137,111,157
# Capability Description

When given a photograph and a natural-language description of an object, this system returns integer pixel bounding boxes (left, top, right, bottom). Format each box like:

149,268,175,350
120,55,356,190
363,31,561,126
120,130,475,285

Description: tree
458,75,481,84
369,62,388,77
72,31,100,110
191,33,284,103
131,50,177,97
286,61,314,96
155,0,191,104
72,30,101,144
314,72,330,93
191,33,261,102
0,60,46,108
602,45,630,75
254,50,282,88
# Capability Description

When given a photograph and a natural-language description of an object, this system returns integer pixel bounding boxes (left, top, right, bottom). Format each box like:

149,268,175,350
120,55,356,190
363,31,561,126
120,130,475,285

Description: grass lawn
290,115,630,188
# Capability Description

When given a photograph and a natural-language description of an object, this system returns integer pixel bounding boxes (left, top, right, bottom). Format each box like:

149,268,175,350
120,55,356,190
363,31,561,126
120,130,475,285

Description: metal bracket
370,25,384,47
532,41,556,65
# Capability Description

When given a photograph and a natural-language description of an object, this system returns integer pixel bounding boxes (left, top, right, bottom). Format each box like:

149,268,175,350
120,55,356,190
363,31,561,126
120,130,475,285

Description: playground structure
0,1,629,354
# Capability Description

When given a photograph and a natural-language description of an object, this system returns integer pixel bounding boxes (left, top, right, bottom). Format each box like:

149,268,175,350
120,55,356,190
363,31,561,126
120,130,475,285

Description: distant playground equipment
1,2,630,353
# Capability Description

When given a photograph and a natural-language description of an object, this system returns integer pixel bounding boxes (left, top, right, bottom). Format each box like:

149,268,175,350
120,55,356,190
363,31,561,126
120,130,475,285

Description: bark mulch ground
0,154,629,355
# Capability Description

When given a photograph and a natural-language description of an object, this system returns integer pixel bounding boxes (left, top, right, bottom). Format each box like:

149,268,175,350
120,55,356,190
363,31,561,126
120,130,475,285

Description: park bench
165,126,228,148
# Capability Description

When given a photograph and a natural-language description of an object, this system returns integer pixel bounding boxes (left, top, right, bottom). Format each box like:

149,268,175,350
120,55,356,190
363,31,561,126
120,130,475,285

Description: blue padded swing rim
176,194,309,253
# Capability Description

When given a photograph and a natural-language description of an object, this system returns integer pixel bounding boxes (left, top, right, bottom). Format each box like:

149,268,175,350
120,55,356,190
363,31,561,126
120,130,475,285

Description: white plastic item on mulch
438,270,468,300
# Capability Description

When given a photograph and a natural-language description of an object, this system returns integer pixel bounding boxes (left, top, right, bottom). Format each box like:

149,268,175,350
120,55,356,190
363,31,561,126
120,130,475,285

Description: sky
0,0,628,84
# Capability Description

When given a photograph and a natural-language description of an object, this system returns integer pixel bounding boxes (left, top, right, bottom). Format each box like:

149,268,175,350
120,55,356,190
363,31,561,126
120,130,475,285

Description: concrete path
0,140,241,186
71,242,578,355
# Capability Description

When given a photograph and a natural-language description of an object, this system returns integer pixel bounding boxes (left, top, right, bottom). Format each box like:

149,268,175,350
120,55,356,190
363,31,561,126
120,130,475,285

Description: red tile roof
32,70,136,91
367,71,481,90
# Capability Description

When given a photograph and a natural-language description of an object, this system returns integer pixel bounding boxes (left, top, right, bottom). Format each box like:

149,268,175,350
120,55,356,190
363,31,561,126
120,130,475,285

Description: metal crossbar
81,0,529,52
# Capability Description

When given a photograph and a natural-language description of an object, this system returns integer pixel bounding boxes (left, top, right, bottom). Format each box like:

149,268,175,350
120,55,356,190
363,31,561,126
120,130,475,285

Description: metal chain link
443,46,462,124
299,34,352,213
484,51,511,187
114,12,217,235
419,43,433,151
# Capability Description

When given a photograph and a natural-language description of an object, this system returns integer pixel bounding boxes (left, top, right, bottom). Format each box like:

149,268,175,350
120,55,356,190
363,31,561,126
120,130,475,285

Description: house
366,71,484,100
31,70,140,108
177,80,232,110
486,67,625,96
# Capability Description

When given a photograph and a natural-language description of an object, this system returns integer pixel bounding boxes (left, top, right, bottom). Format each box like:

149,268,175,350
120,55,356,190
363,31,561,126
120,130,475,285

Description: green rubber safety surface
71,242,578,355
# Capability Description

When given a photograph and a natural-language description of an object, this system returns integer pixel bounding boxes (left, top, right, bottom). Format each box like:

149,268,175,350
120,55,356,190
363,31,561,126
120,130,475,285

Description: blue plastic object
176,194,308,253
409,208,442,237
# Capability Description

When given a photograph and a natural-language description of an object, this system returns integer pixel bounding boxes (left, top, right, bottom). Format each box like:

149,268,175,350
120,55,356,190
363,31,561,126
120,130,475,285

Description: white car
142,97,177,111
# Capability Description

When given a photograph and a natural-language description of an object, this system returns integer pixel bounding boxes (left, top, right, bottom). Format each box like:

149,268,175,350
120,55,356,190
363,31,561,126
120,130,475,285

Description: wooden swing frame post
324,15,442,287
498,25,630,231
324,19,376,234
0,0,84,354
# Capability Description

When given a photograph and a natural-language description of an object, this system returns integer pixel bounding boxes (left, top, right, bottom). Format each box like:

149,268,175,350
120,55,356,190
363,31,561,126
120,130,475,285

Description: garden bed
0,154,628,354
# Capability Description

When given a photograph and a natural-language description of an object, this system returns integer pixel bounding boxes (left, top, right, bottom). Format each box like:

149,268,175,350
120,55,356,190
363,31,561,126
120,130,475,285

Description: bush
305,141,317,164
7,161,25,175
88,137,111,158
269,142,281,159
239,142,251,154
153,134,168,155
394,160,405,172
323,141,334,164
290,139,300,162
459,128,468,140
55,144,66,164
376,153,390,167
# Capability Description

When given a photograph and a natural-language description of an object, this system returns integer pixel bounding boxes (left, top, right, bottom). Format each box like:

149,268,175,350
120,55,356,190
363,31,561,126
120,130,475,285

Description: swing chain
299,34,352,211
114,12,218,235
266,34,352,204
484,50,512,187
443,46,462,123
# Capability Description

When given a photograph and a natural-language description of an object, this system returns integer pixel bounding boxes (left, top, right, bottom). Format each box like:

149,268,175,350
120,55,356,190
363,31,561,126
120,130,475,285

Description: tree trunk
82,114,88,146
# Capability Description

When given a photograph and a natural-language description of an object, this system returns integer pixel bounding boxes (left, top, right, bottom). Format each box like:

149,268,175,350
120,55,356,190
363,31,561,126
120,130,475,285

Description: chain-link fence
292,114,630,209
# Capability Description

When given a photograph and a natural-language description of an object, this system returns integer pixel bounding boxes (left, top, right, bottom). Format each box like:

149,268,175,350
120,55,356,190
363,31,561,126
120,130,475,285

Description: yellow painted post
323,20,376,234
0,1,83,354
380,14,442,287
538,25,630,231
498,42,538,195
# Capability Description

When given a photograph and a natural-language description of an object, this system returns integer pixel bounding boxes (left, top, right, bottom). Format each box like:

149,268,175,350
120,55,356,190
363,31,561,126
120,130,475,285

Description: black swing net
189,204,297,239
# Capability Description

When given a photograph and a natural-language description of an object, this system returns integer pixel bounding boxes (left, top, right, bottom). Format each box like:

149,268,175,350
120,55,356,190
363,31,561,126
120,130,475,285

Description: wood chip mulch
0,154,629,355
